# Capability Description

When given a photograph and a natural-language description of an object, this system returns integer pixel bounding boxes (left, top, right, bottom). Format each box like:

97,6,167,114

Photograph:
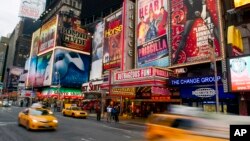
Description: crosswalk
0,122,17,126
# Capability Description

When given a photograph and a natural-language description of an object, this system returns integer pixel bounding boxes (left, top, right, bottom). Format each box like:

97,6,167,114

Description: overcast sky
0,0,21,37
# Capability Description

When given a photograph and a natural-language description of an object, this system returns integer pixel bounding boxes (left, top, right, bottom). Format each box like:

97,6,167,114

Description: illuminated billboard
26,56,37,87
35,52,53,87
52,49,90,87
229,56,250,91
171,0,221,66
30,28,40,57
39,16,57,53
90,22,104,80
18,0,46,20
136,0,169,68
234,0,250,8
57,14,91,53
103,9,123,74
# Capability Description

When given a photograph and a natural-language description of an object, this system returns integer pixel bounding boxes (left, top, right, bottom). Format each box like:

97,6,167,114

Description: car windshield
29,109,50,116
72,107,81,111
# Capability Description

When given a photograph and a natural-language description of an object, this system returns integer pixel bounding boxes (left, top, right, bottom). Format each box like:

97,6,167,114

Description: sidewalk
87,113,147,126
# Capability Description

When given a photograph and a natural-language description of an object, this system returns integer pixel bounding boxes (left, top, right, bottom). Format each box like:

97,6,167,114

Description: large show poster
137,0,169,68
171,0,221,65
52,49,90,87
90,22,104,80
30,28,40,57
229,56,250,91
26,56,37,87
18,0,46,20
35,52,53,87
39,16,57,53
103,9,123,74
57,13,91,53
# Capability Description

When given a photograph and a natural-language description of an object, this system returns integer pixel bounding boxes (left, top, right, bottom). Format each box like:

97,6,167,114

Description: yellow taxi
62,106,88,119
18,107,58,130
146,113,229,141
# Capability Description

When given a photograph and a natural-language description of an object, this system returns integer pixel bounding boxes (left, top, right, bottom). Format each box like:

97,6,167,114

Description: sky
0,0,21,37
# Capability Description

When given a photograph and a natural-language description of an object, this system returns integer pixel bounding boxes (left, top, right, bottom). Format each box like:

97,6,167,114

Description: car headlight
32,119,38,123
49,111,53,114
53,120,58,123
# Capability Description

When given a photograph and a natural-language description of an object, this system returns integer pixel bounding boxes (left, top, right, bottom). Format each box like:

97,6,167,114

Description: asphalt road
0,106,146,141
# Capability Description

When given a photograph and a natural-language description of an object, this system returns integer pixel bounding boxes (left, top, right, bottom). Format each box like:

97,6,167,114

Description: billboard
18,0,46,20
103,9,123,74
171,0,221,66
39,16,57,53
52,49,90,87
35,52,53,87
90,22,104,80
136,0,169,67
26,56,37,87
57,14,91,53
30,28,40,57
229,56,250,91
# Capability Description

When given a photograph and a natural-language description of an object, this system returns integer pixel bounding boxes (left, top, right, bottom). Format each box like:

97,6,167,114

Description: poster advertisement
137,35,169,67
57,14,91,53
35,52,53,87
137,0,168,45
137,0,169,67
18,0,46,20
26,56,37,87
39,16,57,53
52,49,90,87
229,56,250,91
30,28,40,57
103,9,123,74
171,0,221,65
90,22,104,80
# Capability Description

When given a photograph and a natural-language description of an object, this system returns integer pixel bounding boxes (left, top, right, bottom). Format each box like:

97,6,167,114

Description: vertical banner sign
137,0,169,68
171,0,221,66
103,10,123,74
90,22,104,80
57,14,91,53
26,56,37,87
30,28,40,57
18,0,46,20
39,16,57,53
122,0,135,71
35,52,53,87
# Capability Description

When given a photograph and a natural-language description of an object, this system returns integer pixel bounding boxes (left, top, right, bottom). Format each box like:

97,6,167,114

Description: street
0,107,146,141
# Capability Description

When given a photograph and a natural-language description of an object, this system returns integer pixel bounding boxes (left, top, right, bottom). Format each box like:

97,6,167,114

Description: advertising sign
103,9,123,74
30,28,40,57
18,0,46,20
26,56,37,87
136,0,169,68
137,35,169,67
111,88,136,96
52,49,90,88
171,0,221,66
39,16,57,53
227,26,243,56
90,22,104,80
57,14,91,53
229,56,250,91
35,52,53,87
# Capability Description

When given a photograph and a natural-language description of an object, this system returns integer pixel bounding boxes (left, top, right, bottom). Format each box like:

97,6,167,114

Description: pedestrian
114,106,119,123
96,104,101,121
106,105,112,122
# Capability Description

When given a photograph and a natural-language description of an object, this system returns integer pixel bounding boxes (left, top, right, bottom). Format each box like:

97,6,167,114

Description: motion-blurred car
146,113,229,141
18,107,58,130
62,106,88,118
2,100,10,107
0,101,2,107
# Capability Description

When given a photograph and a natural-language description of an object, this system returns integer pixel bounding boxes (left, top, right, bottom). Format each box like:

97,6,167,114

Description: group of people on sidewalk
95,104,120,123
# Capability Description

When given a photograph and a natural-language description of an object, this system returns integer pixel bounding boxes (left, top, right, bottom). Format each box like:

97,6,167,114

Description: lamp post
208,38,220,113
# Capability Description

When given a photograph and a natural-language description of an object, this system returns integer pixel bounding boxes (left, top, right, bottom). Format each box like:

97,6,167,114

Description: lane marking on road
102,124,132,133
123,135,131,138
88,138,95,140
81,138,90,141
